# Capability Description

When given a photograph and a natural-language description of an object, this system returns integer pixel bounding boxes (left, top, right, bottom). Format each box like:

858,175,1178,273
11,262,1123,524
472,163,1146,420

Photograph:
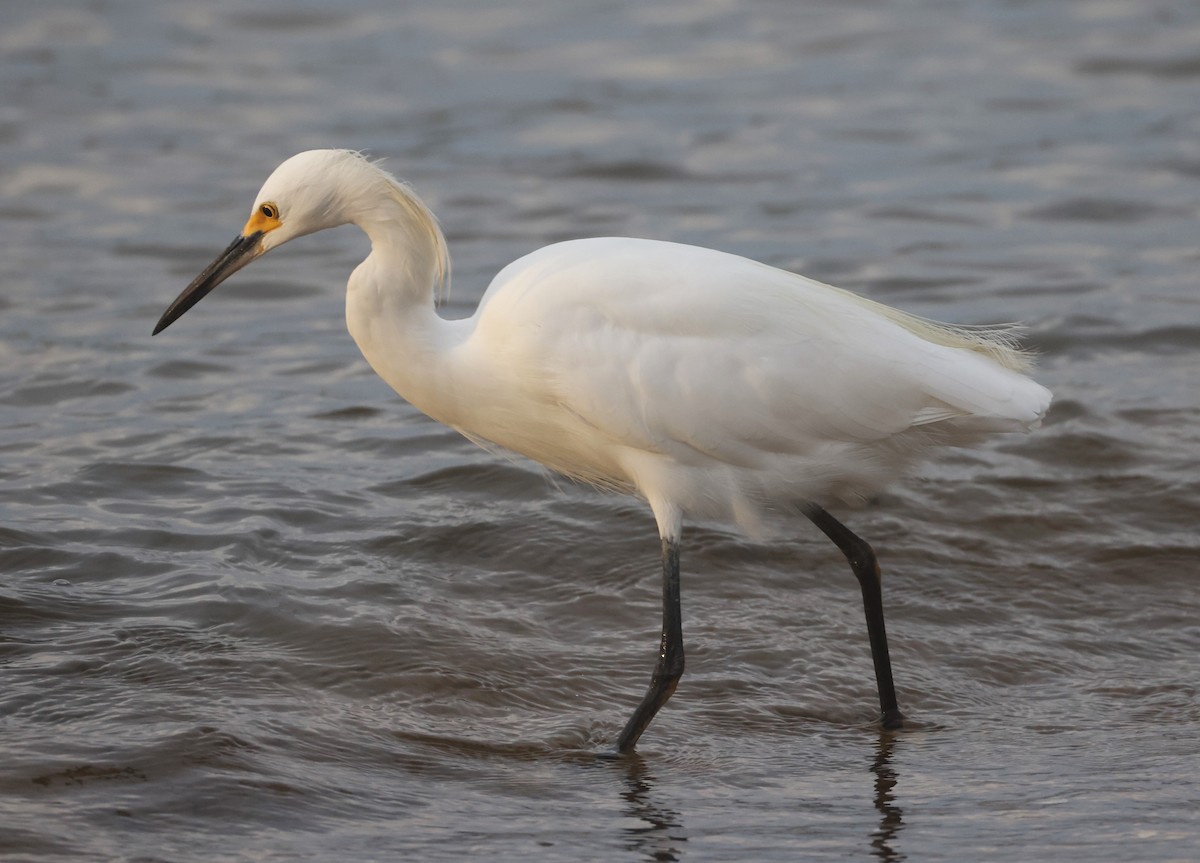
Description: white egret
154,149,1051,753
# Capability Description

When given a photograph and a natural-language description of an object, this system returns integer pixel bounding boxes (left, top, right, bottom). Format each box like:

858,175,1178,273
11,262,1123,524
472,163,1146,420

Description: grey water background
2,0,1198,860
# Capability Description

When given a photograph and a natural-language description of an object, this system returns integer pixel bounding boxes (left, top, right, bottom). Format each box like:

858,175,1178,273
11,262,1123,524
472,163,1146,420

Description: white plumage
155,149,1051,753
446,237,1046,531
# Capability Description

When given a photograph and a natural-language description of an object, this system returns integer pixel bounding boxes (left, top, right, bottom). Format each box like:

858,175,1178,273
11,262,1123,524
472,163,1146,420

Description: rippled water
3,1,1199,860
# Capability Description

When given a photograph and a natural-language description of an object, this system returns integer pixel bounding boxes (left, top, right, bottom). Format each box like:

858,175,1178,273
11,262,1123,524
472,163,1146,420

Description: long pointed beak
152,231,264,335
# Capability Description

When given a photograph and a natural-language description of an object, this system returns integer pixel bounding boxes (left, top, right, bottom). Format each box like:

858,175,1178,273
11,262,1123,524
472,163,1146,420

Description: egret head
152,150,376,335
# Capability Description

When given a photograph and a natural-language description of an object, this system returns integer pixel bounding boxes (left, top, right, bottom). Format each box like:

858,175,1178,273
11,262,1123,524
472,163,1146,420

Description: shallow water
3,0,1199,860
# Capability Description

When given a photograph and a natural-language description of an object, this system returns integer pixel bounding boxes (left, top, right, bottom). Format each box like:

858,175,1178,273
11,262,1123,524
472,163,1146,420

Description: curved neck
355,180,450,307
344,180,467,426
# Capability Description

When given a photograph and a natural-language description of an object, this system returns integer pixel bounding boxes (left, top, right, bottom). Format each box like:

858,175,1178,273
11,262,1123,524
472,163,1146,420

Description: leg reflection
870,731,905,862
591,752,687,862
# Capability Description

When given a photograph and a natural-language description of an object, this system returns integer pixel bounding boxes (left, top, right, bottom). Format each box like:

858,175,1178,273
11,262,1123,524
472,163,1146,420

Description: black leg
616,537,685,754
803,504,904,730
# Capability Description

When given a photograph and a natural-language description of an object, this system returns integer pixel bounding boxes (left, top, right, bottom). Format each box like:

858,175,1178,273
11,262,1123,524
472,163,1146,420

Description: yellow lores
242,202,282,240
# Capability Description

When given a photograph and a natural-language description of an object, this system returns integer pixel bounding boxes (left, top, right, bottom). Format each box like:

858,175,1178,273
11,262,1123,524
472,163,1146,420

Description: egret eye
260,203,279,219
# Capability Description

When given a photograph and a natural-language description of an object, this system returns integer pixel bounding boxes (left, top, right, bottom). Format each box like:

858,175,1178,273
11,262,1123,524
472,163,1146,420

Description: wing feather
466,237,1049,501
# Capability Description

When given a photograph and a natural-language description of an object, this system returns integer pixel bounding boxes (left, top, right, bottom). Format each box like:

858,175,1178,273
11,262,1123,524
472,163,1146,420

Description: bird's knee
666,651,685,683
657,644,685,685
848,541,882,585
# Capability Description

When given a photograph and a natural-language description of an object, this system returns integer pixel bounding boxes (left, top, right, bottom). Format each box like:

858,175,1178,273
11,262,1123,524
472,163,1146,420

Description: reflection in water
586,731,902,862
620,755,687,862
590,754,687,862
870,732,905,862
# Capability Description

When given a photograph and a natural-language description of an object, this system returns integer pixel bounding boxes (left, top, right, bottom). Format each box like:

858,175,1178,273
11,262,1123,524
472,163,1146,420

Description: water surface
2,1,1199,860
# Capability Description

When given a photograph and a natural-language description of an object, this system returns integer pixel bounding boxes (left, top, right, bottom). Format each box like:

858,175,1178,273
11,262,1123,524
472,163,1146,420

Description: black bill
152,231,264,335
